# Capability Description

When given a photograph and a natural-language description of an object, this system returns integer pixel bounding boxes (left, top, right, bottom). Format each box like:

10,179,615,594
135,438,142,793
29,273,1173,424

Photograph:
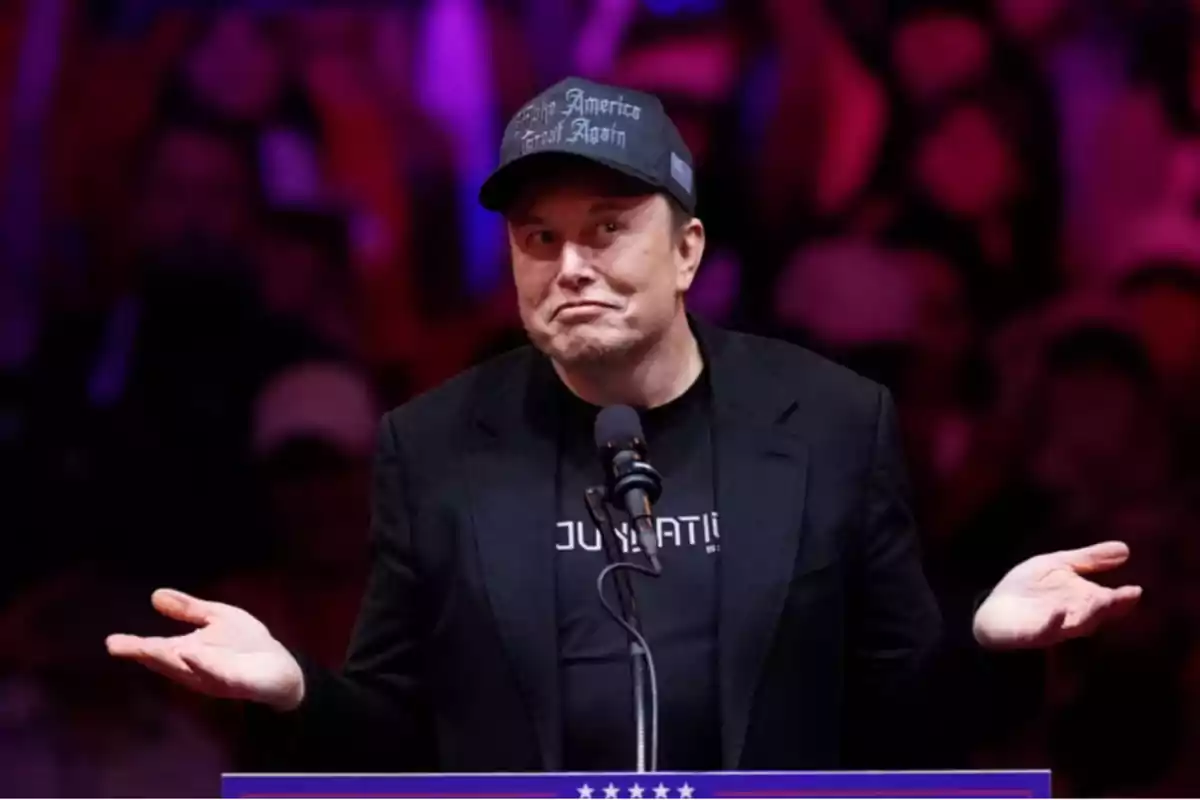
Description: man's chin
537,329,635,366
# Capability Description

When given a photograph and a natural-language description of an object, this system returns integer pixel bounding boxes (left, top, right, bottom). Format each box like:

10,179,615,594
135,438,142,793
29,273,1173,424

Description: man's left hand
972,541,1142,650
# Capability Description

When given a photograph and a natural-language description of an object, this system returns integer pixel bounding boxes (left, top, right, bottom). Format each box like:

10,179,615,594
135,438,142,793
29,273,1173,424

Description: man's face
185,13,283,122
505,172,702,366
1032,364,1157,498
893,12,991,103
137,129,253,253
905,250,972,368
995,0,1070,43
1129,284,1200,385
915,104,1019,219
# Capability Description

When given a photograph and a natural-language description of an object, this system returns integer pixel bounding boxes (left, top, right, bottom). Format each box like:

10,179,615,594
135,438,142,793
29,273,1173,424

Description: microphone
588,405,664,772
594,405,663,573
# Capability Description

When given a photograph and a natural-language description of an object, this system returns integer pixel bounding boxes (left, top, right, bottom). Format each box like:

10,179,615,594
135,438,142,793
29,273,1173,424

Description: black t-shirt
554,371,721,771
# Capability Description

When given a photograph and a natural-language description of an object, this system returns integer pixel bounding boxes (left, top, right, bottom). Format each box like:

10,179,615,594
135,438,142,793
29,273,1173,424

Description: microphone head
594,404,645,457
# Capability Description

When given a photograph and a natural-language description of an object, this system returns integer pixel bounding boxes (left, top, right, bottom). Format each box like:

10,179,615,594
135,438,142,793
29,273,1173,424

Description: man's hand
107,588,305,711
973,541,1142,650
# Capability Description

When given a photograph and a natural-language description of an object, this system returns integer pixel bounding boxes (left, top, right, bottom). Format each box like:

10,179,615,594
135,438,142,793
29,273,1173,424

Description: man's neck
553,313,703,409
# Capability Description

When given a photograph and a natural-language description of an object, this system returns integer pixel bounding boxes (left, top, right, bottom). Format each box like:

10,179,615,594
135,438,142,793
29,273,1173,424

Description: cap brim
478,151,664,213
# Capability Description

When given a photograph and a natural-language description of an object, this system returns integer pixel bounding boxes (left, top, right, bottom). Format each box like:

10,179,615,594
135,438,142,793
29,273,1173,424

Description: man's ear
674,217,706,293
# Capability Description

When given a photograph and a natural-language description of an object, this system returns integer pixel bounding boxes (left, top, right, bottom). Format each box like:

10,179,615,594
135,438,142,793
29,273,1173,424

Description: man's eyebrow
507,210,545,227
589,198,641,214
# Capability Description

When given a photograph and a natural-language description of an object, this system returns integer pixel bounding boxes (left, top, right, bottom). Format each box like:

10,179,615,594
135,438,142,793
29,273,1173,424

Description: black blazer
276,319,947,773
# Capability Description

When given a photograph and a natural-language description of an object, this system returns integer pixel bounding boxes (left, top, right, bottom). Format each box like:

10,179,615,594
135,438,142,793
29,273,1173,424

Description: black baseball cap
478,76,697,215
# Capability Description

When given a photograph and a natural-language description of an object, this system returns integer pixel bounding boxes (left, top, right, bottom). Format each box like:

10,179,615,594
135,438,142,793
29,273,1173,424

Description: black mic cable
585,486,661,774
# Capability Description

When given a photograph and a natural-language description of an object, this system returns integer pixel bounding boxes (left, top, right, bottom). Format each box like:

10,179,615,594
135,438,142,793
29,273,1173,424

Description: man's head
1031,324,1170,503
480,78,704,367
133,114,259,257
183,11,285,124
1118,262,1200,389
913,97,1022,219
890,1,993,104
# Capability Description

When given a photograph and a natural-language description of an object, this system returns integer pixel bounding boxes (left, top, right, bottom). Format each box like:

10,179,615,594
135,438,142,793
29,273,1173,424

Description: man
107,77,1141,773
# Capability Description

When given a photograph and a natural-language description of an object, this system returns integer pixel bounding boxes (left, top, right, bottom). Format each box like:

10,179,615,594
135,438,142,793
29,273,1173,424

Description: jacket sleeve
240,412,437,772
841,386,944,768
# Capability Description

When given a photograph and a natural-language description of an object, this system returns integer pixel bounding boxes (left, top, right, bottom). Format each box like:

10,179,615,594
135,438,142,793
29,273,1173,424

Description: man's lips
553,301,617,319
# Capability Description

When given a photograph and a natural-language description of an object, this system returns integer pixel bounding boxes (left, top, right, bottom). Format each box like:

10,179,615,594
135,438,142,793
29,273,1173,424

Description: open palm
973,541,1143,650
106,589,305,711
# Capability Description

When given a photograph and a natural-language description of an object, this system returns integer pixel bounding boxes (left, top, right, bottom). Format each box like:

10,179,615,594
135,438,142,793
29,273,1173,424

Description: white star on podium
603,783,620,798
628,782,645,798
677,783,694,798
653,783,671,798
578,784,594,798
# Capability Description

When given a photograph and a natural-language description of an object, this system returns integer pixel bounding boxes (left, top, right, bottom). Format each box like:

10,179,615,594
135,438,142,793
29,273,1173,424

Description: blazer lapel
696,321,810,769
464,351,564,770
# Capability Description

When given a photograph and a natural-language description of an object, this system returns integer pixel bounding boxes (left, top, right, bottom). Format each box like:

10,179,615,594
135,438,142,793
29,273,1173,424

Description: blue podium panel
222,770,1051,798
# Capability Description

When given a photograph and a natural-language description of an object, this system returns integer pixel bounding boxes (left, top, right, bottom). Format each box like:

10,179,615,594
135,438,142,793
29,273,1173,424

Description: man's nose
556,243,596,290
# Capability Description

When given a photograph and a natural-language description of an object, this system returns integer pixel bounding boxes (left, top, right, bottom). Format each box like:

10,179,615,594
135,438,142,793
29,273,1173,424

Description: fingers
1102,585,1143,624
107,633,197,681
179,647,259,701
1027,607,1068,647
131,651,207,692
1043,606,1068,631
1111,584,1143,604
1061,597,1111,639
179,647,233,685
108,590,217,661
105,633,147,658
1056,541,1131,574
107,633,185,668
1083,584,1142,619
1060,584,1143,639
107,633,231,695
151,588,216,626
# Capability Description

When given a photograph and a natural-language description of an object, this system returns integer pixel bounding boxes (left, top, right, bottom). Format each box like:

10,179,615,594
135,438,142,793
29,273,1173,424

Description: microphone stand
585,485,661,774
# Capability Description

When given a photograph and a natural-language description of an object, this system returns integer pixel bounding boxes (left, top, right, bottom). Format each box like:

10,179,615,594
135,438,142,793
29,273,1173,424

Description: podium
222,770,1051,798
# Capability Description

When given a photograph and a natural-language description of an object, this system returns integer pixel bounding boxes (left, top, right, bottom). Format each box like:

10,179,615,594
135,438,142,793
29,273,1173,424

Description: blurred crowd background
2,0,1200,795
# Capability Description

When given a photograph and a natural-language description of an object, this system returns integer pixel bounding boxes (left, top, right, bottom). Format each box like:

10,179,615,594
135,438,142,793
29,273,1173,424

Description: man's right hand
107,588,305,711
